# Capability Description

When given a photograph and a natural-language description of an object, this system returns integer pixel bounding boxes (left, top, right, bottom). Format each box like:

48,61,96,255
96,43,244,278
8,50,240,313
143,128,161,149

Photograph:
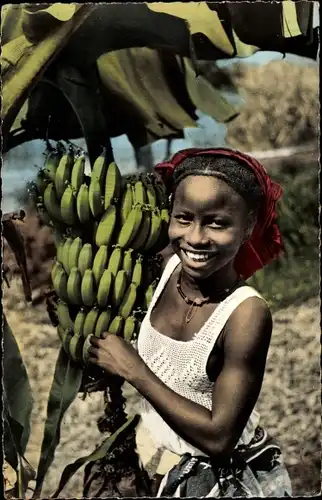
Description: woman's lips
180,248,219,265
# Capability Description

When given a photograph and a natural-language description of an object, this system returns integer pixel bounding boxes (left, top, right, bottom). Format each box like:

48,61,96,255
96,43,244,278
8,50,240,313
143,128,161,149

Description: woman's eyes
173,215,229,228
209,220,229,228
174,214,192,224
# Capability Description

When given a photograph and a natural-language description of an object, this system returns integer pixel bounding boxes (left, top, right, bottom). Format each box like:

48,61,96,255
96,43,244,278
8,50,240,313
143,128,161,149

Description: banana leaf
51,414,140,498
3,314,33,456
32,346,83,498
3,314,36,497
2,3,318,148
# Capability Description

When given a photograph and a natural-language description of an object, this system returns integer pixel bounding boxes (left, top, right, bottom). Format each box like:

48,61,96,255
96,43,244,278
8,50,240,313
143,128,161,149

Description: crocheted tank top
137,254,265,457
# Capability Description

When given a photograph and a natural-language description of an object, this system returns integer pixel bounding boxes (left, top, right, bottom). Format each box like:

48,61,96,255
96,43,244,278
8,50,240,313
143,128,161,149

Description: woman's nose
185,223,208,247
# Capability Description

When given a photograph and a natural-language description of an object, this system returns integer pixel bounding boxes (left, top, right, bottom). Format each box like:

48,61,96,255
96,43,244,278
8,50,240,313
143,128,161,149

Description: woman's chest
138,325,216,394
150,283,219,342
139,307,224,388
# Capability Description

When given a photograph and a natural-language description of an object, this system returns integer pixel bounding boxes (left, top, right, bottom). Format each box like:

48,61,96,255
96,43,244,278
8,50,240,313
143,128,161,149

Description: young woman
88,148,292,497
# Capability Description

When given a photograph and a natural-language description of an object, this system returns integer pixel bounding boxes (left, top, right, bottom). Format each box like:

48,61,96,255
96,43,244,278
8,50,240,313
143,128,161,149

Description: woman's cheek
209,228,240,249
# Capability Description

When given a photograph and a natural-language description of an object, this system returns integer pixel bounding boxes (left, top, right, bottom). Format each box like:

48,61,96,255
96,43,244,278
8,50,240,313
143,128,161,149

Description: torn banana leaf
51,414,140,497
3,314,35,497
32,346,83,498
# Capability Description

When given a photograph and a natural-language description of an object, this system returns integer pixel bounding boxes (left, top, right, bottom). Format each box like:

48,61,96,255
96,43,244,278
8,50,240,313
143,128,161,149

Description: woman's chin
179,250,220,280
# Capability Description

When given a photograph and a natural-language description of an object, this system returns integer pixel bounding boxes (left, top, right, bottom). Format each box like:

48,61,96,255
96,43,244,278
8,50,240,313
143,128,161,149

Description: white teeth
185,251,212,262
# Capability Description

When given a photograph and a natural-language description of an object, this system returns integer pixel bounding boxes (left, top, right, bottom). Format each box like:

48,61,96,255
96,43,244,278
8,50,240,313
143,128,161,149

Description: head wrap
155,147,284,279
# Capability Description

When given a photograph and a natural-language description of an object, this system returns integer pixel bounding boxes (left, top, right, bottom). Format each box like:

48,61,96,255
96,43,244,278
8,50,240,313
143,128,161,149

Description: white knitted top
136,254,264,457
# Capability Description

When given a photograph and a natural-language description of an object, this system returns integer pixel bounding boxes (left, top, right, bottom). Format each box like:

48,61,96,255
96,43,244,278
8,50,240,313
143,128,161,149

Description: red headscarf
154,147,284,280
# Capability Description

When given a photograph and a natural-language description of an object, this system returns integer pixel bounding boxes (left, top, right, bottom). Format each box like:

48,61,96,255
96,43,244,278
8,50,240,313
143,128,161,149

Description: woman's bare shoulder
157,244,175,272
223,295,272,362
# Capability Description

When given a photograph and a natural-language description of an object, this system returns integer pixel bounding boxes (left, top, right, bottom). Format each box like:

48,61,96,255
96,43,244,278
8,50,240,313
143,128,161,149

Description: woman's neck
180,264,239,301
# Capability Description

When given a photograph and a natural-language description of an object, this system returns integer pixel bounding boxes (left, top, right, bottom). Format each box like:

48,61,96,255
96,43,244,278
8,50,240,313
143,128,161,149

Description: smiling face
169,175,252,282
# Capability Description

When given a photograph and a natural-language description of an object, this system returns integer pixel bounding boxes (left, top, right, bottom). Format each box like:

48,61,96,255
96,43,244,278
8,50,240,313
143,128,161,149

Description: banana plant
3,211,36,498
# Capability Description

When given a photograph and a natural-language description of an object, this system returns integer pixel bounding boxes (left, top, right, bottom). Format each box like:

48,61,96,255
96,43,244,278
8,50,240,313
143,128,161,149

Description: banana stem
97,377,127,434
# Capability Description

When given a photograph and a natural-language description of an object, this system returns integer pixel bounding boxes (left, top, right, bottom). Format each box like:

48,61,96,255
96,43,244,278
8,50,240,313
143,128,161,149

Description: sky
2,49,319,214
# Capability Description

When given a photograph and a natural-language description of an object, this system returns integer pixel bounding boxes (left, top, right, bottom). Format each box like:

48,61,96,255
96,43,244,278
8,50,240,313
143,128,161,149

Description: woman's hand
88,333,145,382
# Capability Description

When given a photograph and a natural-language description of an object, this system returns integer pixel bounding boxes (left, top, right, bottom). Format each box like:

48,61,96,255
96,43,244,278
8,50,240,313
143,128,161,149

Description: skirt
155,427,292,497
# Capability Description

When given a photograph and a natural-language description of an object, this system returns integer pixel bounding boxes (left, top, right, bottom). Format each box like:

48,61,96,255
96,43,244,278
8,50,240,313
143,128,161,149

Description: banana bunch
113,173,170,254
53,237,159,365
38,144,169,370
35,145,124,231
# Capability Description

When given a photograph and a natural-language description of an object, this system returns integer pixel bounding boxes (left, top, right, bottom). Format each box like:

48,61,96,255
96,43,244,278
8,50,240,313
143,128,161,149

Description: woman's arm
89,297,272,459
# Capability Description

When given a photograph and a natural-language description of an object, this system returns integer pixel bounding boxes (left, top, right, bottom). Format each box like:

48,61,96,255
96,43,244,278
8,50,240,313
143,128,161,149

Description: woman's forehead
174,175,244,209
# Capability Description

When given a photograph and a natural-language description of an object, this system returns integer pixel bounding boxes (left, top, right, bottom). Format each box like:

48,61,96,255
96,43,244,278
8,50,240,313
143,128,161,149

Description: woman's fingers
88,355,98,365
87,345,99,358
89,335,100,346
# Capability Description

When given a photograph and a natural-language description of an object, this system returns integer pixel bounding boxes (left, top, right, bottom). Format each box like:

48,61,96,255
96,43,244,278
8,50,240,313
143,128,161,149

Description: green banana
78,243,93,277
53,267,69,303
83,307,100,338
131,206,151,251
122,249,134,279
74,308,87,336
61,237,74,273
76,184,91,224
68,334,84,362
94,308,112,337
117,204,144,249
43,183,63,222
60,184,77,225
56,300,74,330
120,182,133,226
97,269,113,308
67,267,82,305
71,153,85,193
112,269,128,309
108,315,124,336
161,207,170,224
95,205,117,247
104,161,122,209
89,176,104,218
144,208,162,252
133,179,147,205
68,237,83,270
91,149,108,191
144,177,157,209
119,282,137,320
93,245,109,285
81,269,96,307
51,260,63,284
151,208,170,253
107,245,123,278
123,316,137,342
43,148,62,182
55,146,74,199
131,255,143,286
